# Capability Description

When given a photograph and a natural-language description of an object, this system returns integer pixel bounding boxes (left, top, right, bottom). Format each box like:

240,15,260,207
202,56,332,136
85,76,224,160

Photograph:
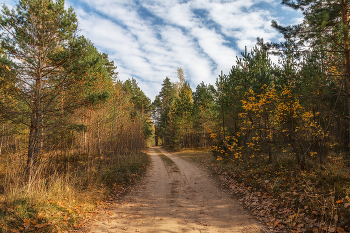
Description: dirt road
81,147,264,233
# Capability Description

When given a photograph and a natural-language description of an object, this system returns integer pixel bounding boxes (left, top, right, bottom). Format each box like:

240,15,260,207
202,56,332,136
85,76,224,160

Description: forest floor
175,150,350,233
77,147,265,233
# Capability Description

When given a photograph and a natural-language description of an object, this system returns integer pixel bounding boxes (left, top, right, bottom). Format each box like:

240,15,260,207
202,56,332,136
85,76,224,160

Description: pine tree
193,82,216,147
271,0,350,153
175,67,185,96
0,0,113,178
175,81,193,147
122,78,152,139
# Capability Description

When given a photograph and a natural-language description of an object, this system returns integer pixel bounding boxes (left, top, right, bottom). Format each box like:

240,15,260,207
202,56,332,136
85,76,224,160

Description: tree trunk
27,107,40,179
97,120,101,157
155,127,158,146
27,62,42,180
221,97,225,140
0,125,4,156
266,111,273,163
341,0,350,156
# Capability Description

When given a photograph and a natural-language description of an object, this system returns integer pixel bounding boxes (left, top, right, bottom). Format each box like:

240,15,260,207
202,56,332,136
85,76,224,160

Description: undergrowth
0,151,149,233
175,148,350,233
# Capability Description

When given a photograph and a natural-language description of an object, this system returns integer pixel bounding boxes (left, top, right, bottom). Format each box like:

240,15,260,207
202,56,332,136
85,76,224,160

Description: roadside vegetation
0,0,151,232
176,149,350,232
0,151,149,232
152,1,350,232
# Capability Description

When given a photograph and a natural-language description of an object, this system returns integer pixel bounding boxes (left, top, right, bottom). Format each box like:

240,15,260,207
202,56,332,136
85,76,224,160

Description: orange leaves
63,214,71,221
336,227,347,233
213,134,243,161
5,65,11,71
240,83,328,159
21,218,50,230
23,219,30,229
0,64,11,71
242,86,277,113
339,196,350,208
34,223,49,229
310,151,318,157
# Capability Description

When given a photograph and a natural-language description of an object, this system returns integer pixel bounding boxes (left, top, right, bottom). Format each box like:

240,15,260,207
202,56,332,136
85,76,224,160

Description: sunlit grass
0,151,149,232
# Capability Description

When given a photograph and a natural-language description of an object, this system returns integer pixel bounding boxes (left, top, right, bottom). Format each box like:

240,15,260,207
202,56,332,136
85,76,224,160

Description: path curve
80,147,264,233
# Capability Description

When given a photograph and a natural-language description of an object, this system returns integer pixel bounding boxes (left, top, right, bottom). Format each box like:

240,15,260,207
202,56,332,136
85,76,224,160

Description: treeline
153,0,350,169
0,0,151,189
152,68,216,148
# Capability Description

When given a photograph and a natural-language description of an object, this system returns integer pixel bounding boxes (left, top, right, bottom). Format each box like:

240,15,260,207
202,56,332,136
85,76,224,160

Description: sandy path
81,147,264,233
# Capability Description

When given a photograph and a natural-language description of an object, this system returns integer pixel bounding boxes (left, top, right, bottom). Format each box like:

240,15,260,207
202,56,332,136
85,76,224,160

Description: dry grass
173,148,213,167
0,151,149,233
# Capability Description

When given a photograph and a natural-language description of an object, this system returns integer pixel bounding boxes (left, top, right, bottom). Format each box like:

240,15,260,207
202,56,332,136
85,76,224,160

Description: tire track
80,147,265,233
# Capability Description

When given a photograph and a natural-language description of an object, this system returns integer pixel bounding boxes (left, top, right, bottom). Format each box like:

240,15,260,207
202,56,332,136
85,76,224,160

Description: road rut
81,147,264,233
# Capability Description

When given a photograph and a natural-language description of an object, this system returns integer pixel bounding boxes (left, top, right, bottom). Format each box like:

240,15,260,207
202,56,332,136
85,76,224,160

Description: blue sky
2,0,302,100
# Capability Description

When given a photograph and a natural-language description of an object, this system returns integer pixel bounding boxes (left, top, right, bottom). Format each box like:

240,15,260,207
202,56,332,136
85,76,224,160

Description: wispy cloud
2,0,302,100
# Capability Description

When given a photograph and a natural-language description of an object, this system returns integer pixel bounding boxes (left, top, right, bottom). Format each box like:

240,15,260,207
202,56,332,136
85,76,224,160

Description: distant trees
174,81,193,147
153,40,348,169
153,77,175,146
150,0,350,169
152,69,216,148
123,78,152,139
192,82,216,147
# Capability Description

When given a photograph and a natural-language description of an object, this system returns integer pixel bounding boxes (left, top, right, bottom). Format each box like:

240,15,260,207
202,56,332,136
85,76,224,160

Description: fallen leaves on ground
206,162,350,233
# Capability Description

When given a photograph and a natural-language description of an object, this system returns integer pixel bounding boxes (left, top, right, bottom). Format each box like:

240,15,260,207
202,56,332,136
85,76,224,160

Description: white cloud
2,0,16,9
195,2,279,50
67,0,294,100
191,27,237,75
0,0,301,101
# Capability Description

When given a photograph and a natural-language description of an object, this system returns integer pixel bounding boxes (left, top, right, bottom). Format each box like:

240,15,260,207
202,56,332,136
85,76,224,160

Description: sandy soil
80,147,265,233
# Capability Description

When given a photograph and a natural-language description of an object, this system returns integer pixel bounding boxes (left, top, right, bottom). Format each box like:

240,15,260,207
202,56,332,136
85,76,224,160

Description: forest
0,0,350,232
0,0,152,231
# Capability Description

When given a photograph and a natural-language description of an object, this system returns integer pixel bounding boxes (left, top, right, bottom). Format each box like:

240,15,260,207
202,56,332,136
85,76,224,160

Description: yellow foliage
238,85,329,155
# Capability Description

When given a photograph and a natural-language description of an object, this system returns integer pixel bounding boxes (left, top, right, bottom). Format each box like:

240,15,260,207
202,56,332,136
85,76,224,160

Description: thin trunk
83,115,87,153
97,120,101,157
0,125,4,156
0,137,2,156
341,0,350,156
109,104,116,168
221,97,225,139
155,127,158,146
40,113,44,151
88,109,92,179
220,71,225,140
27,105,40,178
266,112,272,163
27,60,42,179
